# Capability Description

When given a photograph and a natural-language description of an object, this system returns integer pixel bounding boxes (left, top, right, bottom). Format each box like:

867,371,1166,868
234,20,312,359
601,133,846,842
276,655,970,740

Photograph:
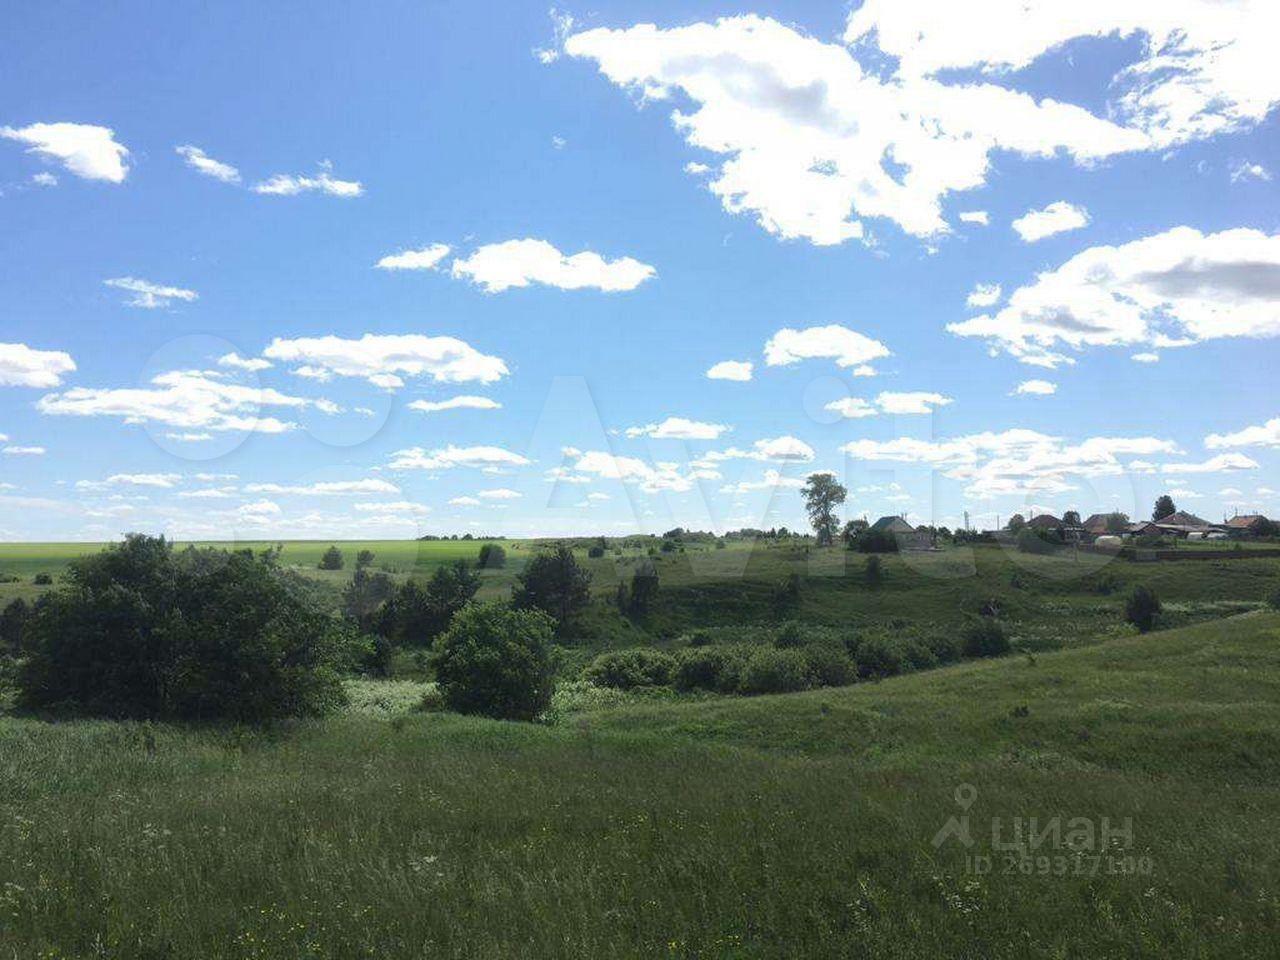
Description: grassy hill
2,611,1278,958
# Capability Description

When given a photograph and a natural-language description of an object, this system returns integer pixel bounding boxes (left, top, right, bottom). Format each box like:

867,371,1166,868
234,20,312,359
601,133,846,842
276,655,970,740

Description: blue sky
1,1,1277,541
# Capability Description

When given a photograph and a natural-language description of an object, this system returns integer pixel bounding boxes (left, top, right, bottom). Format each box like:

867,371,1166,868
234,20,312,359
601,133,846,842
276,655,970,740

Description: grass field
2,611,1278,958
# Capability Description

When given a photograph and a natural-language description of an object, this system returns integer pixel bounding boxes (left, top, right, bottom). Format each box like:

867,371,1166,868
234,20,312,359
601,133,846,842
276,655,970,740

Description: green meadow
2,611,1278,958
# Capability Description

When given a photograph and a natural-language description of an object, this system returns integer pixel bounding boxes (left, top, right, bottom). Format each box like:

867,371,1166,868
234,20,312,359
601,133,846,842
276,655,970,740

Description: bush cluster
583,648,674,689
433,603,556,721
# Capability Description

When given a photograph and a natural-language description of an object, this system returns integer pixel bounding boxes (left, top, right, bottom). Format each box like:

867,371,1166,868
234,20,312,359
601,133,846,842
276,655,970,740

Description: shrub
587,544,606,559
355,549,375,570
33,572,53,586
801,643,855,688
477,543,507,569
856,530,899,553
319,545,344,570
962,618,1011,658
1269,588,1280,612
628,561,659,615
1,598,31,654
854,636,905,678
773,620,807,648
432,603,556,721
1090,572,1122,595
922,631,963,664
18,535,349,721
583,648,675,689
513,544,592,627
673,646,748,693
739,647,810,695
1125,585,1162,633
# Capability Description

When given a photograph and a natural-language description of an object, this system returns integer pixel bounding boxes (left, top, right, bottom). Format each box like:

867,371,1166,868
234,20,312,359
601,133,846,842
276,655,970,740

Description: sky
1,0,1278,542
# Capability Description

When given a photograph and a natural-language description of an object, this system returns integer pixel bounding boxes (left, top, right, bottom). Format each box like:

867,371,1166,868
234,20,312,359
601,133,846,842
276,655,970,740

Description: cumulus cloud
843,1,1280,148
244,479,400,496
37,370,325,433
566,16,1147,244
966,283,1001,308
1011,201,1089,242
0,122,130,182
0,343,76,388
263,333,508,389
252,163,362,197
478,488,522,500
448,496,482,507
388,445,531,471
406,395,501,414
563,450,696,493
764,325,890,371
175,145,240,183
2,445,45,455
217,352,273,372
451,238,656,293
1131,352,1161,364
624,416,729,440
104,277,198,309
376,244,451,271
692,435,816,474
1230,160,1271,183
1161,453,1258,474
706,360,753,381
353,500,430,515
31,172,57,187
719,469,806,494
76,473,182,490
841,428,1178,498
825,392,952,417
1013,379,1057,396
1205,417,1280,450
958,211,989,225
947,227,1280,367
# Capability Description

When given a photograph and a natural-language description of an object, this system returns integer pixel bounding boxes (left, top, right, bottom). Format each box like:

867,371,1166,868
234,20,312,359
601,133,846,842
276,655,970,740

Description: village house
1225,514,1275,538
869,515,934,551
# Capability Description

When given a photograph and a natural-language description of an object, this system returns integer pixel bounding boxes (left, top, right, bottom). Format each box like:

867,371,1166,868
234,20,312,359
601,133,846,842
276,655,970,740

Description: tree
319,545,344,570
587,536,607,559
1,598,31,654
477,543,507,569
355,549,375,570
378,560,480,646
1006,514,1026,533
341,568,395,632
801,473,847,546
1062,510,1081,527
18,535,349,721
513,544,592,626
433,603,556,721
1153,495,1177,521
1105,512,1130,535
1125,584,1161,633
628,560,659,615
841,518,869,548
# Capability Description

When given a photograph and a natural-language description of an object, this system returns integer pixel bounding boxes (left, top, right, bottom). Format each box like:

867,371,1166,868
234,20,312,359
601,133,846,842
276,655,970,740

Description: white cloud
565,451,695,493
966,283,1001,308
719,469,806,494
77,473,181,490
1013,379,1057,396
217,352,273,372
1230,160,1271,183
764,325,890,371
1161,453,1258,474
177,486,237,499
841,428,1178,498
104,277,198,309
1166,488,1203,499
566,16,1147,244
706,359,753,381
876,391,953,415
1131,352,1161,364
375,244,451,271
451,239,656,293
0,343,76,388
353,500,430,515
1011,201,1089,242
448,496,482,507
244,479,400,496
31,172,57,187
252,163,362,197
175,145,240,183
1219,487,1243,497
0,122,130,182
37,370,323,433
694,435,816,471
406,395,501,413
624,416,729,440
826,392,952,417
238,500,282,519
587,492,610,501
389,445,531,471
263,333,508,389
2,445,44,455
947,227,1280,367
1206,417,1280,450
478,488,522,500
958,210,989,225
843,1,1280,148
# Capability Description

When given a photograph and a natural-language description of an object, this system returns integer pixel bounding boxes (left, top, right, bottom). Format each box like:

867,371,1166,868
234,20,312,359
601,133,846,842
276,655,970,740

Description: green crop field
2,612,1278,958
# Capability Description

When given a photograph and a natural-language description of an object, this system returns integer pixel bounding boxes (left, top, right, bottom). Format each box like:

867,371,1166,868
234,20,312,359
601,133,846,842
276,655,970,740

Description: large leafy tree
1153,495,1177,521
433,603,556,721
801,473,847,546
512,544,592,625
